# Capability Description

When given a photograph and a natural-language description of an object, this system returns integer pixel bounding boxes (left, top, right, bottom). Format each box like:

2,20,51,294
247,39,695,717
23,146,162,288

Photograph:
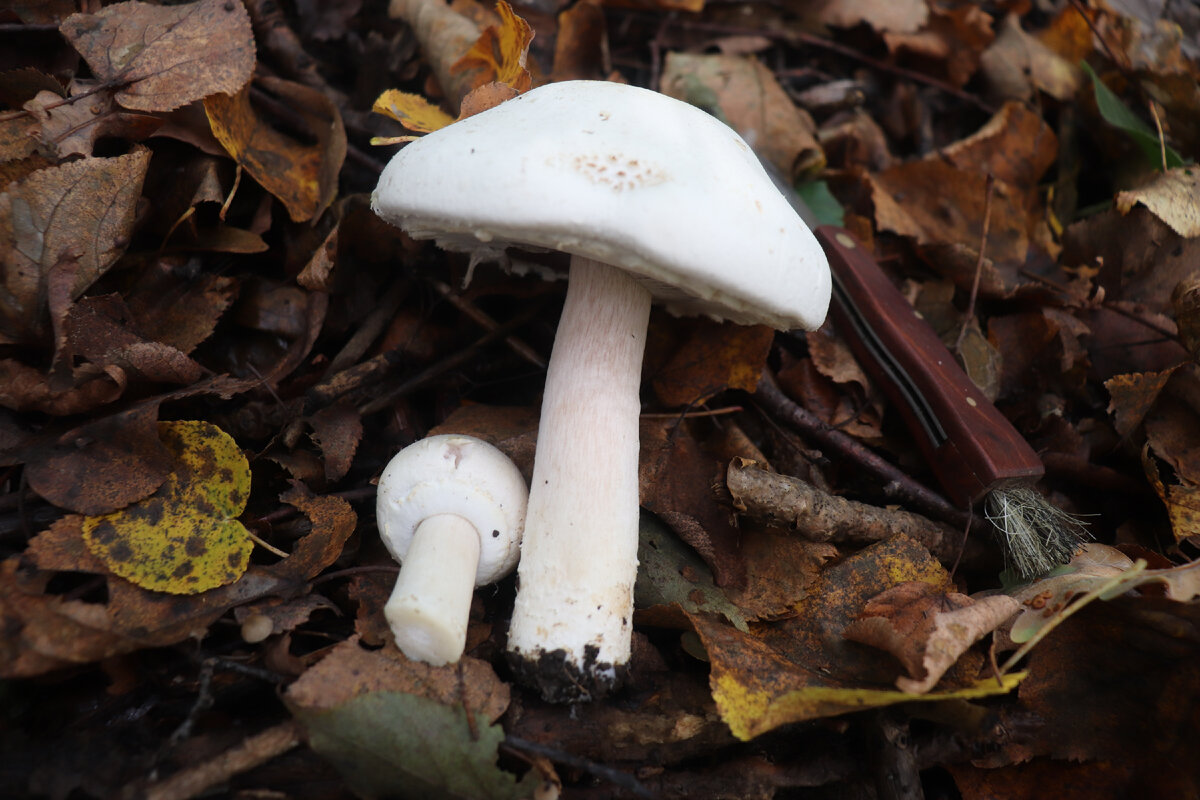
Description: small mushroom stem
507,255,652,701
385,513,482,665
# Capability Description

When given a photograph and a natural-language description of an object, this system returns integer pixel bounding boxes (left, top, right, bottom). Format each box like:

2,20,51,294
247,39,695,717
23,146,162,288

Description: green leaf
794,180,845,227
292,691,540,800
1081,61,1184,169
635,512,749,632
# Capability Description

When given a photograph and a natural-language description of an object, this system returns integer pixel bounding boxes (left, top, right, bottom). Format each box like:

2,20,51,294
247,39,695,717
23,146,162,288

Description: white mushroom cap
376,434,527,665
371,80,830,330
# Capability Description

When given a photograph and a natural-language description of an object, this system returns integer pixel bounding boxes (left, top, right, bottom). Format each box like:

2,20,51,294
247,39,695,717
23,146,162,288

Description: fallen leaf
979,14,1080,102
0,358,124,416
845,582,1020,693
552,0,607,82
1116,167,1200,238
634,513,750,633
22,403,171,516
660,52,824,179
0,149,151,341
308,403,363,482
286,637,511,721
451,0,533,95
22,86,162,159
81,420,253,595
690,536,1023,739
59,0,255,113
291,691,540,800
882,3,994,88
648,316,774,407
371,89,455,134
811,0,929,34
205,77,347,223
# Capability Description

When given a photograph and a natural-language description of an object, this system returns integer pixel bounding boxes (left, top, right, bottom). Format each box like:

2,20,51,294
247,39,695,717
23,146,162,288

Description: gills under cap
371,80,831,331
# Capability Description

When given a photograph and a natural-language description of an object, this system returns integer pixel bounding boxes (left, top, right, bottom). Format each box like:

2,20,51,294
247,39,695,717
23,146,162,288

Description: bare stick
143,721,302,800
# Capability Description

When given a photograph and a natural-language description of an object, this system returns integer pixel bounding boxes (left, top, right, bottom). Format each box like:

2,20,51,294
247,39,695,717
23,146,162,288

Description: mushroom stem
385,513,482,665
507,255,652,701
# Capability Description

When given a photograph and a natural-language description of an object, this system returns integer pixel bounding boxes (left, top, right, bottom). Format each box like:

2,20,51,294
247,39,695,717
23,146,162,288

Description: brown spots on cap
569,153,666,192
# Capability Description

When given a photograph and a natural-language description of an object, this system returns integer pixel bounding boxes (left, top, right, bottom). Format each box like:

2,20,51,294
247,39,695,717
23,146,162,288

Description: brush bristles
984,486,1091,579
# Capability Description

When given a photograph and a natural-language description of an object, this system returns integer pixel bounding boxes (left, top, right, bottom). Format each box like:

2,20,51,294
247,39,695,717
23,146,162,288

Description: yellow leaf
713,670,1026,741
451,1,533,93
82,420,253,595
371,89,455,134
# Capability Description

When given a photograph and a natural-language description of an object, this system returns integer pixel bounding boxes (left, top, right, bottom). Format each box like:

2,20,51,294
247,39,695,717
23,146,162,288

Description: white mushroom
376,434,527,665
372,80,831,700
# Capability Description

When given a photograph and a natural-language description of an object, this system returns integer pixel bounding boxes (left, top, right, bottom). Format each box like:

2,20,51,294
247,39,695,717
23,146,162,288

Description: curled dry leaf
204,77,347,223
844,581,1020,694
979,14,1080,102
372,89,455,134
23,87,162,160
451,0,534,95
60,0,255,113
0,149,151,341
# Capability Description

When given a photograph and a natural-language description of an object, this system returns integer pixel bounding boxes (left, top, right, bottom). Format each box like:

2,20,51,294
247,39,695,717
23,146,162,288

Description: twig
956,173,994,352
754,370,983,535
358,304,547,415
726,458,970,563
142,721,302,800
429,278,547,369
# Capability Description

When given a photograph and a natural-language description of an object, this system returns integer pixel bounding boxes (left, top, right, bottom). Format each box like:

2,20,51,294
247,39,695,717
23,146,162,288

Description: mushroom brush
372,81,832,701
774,183,1089,578
376,434,527,665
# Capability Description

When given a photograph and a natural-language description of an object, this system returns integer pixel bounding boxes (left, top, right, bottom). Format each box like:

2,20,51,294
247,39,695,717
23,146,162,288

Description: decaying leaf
451,0,534,94
690,536,1024,739
81,420,253,594
0,149,150,341
845,582,1020,693
292,692,540,800
648,316,775,407
205,77,347,223
635,513,749,633
60,0,255,113
286,639,536,799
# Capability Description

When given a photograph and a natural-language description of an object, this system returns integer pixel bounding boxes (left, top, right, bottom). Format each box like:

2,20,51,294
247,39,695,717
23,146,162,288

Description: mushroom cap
372,80,831,331
376,434,527,585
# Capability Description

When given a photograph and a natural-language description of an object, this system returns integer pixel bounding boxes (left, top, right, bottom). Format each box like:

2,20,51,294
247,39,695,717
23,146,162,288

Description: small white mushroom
376,434,527,665
372,81,831,700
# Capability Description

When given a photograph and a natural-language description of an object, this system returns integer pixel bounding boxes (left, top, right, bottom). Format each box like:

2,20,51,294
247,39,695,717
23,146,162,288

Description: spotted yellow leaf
371,90,455,134
82,420,252,595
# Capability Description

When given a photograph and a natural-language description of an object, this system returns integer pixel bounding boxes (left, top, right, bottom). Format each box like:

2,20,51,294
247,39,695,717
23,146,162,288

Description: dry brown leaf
0,149,150,341
205,77,346,223
552,0,608,82
648,316,774,408
1105,368,1178,438
1116,168,1200,239
61,295,206,385
309,403,363,482
22,87,162,159
285,637,511,723
125,273,239,355
659,52,824,180
882,3,994,88
59,0,255,113
979,13,1080,102
844,582,1019,693
639,418,747,587
0,358,124,416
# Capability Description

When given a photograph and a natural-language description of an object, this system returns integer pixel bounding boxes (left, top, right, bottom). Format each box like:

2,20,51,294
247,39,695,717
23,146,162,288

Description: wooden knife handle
816,225,1044,506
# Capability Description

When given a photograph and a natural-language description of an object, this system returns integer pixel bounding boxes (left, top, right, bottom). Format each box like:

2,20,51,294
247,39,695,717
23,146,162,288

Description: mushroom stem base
507,645,627,705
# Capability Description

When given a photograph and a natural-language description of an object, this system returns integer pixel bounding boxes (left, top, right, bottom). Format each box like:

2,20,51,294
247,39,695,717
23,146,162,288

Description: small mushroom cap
376,434,527,584
372,80,831,331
